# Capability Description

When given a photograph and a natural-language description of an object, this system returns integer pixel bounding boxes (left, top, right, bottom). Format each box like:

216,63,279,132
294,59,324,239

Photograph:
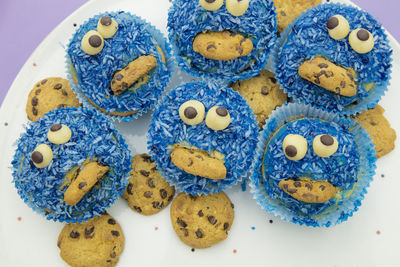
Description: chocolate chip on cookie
170,191,234,249
25,77,81,122
122,154,175,216
57,213,124,267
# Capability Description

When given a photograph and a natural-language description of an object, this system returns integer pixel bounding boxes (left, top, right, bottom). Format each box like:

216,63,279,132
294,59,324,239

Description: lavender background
0,0,398,106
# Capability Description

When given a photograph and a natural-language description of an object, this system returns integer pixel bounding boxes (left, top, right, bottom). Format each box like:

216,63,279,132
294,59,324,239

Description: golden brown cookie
273,0,322,32
279,178,337,203
193,31,253,60
64,162,110,206
353,105,396,158
298,56,357,97
122,154,175,215
170,146,226,180
110,55,157,95
57,213,124,267
232,70,287,127
170,192,234,249
26,77,81,122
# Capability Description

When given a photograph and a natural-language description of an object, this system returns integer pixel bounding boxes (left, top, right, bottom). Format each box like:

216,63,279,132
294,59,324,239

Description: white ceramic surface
0,0,399,266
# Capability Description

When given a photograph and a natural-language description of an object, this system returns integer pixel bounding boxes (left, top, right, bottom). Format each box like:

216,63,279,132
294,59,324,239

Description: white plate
0,0,399,266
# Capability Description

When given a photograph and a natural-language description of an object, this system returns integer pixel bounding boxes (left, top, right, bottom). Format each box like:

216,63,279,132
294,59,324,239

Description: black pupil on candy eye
285,145,297,157
184,107,197,119
31,151,43,164
100,16,112,26
327,17,339,30
89,35,102,48
50,124,62,132
320,135,334,146
205,0,216,3
216,107,228,117
357,29,370,41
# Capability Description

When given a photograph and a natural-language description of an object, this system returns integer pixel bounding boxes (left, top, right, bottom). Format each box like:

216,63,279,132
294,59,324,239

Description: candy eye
349,28,375,54
327,15,350,40
226,0,250,16
283,134,308,161
179,100,205,126
81,30,104,55
205,106,231,130
47,124,72,144
199,0,223,11
313,134,338,158
31,144,53,168
97,16,118,39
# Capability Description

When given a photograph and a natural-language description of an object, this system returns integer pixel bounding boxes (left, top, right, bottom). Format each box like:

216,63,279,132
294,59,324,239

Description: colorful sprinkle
17,217,21,221
381,174,385,178
32,63,37,67
4,122,8,126
233,249,237,254
376,230,381,235
154,226,159,231
251,226,255,230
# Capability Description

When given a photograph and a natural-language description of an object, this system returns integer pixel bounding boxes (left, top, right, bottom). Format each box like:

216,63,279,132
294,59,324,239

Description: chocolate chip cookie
57,213,124,267
231,70,287,127
353,105,396,158
273,0,322,32
26,77,80,121
170,192,234,249
122,154,175,215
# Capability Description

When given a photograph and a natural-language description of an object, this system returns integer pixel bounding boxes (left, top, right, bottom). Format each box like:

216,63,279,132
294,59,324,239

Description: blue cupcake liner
249,103,377,227
66,11,175,122
147,81,259,195
272,3,392,115
11,107,132,223
167,0,277,83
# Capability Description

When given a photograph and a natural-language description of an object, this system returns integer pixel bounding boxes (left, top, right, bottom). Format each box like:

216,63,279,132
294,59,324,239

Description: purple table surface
0,0,398,107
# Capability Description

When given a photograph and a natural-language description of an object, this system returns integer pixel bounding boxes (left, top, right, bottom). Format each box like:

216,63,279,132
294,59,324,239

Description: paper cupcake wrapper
271,2,392,116
66,11,175,122
11,107,132,223
249,103,377,227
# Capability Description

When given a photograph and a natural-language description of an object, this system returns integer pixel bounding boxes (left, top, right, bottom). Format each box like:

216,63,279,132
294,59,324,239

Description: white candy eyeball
205,106,231,130
226,0,250,16
327,15,350,40
179,100,205,126
199,0,223,11
349,28,375,54
47,124,72,145
97,16,118,39
283,134,308,161
81,30,104,55
313,134,339,158
31,144,53,168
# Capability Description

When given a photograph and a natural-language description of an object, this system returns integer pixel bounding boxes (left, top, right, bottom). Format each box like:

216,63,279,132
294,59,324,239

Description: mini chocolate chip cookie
122,154,175,215
57,213,124,267
232,70,287,127
26,77,80,121
273,0,322,32
353,105,396,158
170,192,234,249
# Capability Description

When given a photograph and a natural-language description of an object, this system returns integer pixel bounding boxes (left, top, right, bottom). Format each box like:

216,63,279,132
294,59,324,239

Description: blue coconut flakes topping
147,81,259,195
67,11,171,117
275,3,392,114
263,118,359,216
11,107,132,223
168,0,277,82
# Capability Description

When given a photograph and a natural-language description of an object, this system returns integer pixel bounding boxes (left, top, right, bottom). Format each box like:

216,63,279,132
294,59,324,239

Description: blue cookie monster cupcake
11,107,132,223
275,3,392,115
168,0,277,82
147,81,259,195
67,11,173,121
250,103,376,227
